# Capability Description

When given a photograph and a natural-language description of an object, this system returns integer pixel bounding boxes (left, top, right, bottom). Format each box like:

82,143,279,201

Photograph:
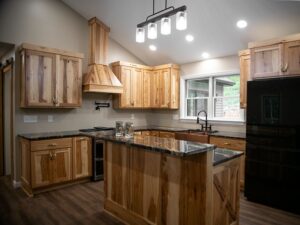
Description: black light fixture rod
137,5,186,28
153,0,155,14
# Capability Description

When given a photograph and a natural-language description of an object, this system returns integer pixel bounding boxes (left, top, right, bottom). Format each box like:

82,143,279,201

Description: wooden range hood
83,17,123,93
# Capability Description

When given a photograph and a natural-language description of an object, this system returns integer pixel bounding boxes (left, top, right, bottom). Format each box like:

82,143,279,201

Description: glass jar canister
124,122,134,138
115,121,124,137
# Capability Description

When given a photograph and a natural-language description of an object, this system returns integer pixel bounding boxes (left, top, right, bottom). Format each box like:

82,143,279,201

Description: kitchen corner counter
97,134,215,157
18,130,85,140
213,148,244,166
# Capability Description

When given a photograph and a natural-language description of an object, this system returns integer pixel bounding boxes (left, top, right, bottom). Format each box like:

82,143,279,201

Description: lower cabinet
21,136,91,196
73,137,92,179
209,136,246,190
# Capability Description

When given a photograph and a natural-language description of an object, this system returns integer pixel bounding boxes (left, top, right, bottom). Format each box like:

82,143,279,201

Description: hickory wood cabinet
19,43,83,108
249,33,300,79
239,49,251,108
20,136,92,196
209,136,246,190
112,61,180,109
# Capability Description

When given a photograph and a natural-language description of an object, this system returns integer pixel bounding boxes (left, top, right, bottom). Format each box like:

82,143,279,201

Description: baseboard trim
13,180,21,188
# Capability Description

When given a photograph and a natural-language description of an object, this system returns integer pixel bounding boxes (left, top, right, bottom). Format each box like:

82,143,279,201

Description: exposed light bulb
161,17,171,35
236,20,248,29
147,23,157,39
136,27,145,43
176,11,187,30
185,34,194,42
149,45,157,51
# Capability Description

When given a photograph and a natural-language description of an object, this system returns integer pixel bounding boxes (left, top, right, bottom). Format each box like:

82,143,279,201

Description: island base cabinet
104,141,214,225
213,158,241,225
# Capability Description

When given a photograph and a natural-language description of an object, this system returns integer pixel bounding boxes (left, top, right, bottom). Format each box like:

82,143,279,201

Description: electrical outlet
24,115,38,123
48,115,54,122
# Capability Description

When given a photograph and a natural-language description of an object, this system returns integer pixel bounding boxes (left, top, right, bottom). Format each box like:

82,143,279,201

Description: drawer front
159,131,175,138
31,138,72,151
209,136,245,151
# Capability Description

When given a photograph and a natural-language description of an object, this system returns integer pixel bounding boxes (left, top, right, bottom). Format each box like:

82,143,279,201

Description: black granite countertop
97,134,215,157
213,148,244,166
134,126,246,139
18,130,86,140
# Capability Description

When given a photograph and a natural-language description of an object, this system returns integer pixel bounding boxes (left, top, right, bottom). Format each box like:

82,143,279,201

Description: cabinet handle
224,142,231,146
49,153,53,160
79,137,85,140
52,153,57,159
281,63,289,72
48,143,57,147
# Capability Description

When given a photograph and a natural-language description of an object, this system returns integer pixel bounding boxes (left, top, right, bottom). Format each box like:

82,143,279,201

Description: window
183,74,244,122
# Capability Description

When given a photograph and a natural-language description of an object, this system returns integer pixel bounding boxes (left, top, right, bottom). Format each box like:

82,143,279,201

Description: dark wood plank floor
1,176,300,225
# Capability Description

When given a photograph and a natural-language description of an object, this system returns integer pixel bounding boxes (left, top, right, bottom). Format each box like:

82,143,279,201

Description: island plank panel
104,141,215,225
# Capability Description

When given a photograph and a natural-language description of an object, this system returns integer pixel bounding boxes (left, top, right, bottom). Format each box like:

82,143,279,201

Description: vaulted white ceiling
62,0,300,65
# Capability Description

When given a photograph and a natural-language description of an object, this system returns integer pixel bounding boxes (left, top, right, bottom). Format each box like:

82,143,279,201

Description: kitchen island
98,134,243,225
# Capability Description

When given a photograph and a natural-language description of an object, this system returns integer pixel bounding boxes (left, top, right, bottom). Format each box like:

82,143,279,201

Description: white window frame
180,70,245,123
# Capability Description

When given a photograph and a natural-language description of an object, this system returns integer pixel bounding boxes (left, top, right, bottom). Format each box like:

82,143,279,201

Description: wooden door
131,68,143,107
251,44,283,79
170,68,180,109
120,66,132,108
150,70,160,108
73,137,92,179
57,56,82,107
25,50,55,107
239,50,251,108
159,69,171,108
143,69,152,108
52,148,72,184
283,41,300,76
31,150,52,188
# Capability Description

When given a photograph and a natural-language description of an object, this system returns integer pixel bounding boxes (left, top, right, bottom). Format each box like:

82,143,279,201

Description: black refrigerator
245,77,300,215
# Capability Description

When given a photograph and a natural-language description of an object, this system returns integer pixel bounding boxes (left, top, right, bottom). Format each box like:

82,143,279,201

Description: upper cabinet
249,33,300,79
112,61,180,109
283,40,300,76
239,49,251,108
19,43,84,108
251,44,283,79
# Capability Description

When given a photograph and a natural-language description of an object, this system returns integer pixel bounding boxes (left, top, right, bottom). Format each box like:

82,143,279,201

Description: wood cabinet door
143,69,152,108
251,44,283,79
283,41,300,76
159,69,171,108
31,150,52,188
131,68,143,108
239,51,251,108
150,70,160,108
170,68,180,109
73,137,92,179
52,148,72,184
57,56,82,107
25,50,55,107
120,66,133,108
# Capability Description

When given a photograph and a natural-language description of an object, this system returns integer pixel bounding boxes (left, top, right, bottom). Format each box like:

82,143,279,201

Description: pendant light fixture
136,0,187,43
136,27,145,43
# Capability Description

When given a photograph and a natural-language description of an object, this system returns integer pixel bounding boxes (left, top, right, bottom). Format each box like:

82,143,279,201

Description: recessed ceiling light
202,52,210,59
149,45,157,51
185,34,194,42
236,20,248,29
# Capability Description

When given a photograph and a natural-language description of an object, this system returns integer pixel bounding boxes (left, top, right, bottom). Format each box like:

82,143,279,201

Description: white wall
0,0,150,181
148,55,246,133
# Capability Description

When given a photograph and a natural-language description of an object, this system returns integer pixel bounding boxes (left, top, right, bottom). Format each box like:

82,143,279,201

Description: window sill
179,117,245,126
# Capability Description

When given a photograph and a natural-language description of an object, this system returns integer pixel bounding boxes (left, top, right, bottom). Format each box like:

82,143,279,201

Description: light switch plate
24,115,38,123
